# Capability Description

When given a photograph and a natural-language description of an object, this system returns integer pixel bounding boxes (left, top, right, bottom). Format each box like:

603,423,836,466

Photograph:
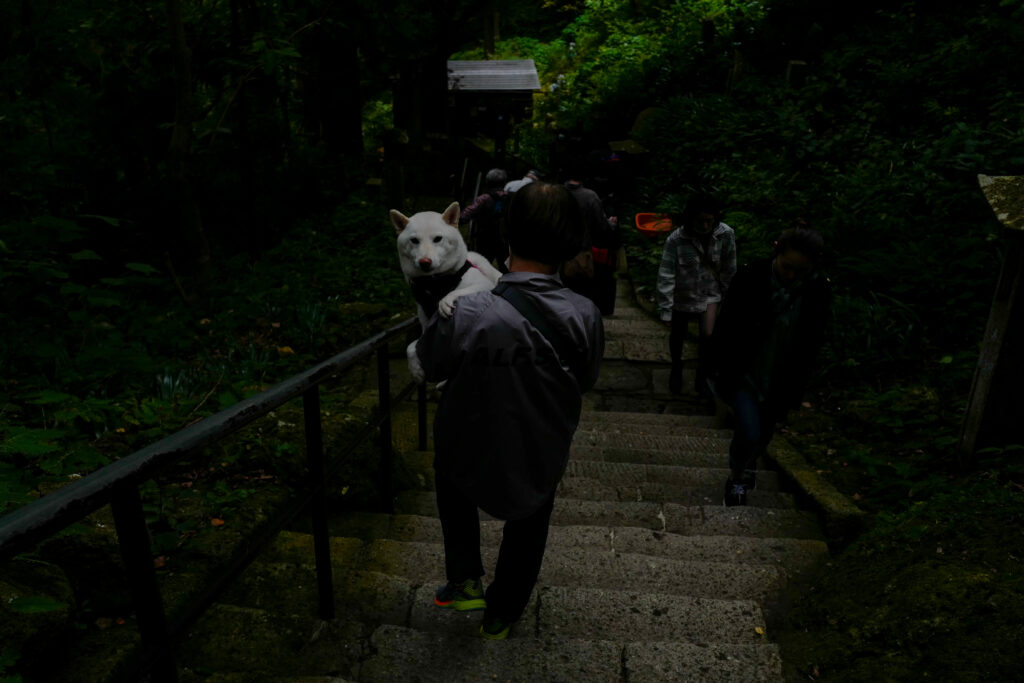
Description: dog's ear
441,202,460,227
389,209,410,234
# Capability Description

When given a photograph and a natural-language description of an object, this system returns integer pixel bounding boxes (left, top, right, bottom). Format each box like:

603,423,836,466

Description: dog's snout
418,258,433,272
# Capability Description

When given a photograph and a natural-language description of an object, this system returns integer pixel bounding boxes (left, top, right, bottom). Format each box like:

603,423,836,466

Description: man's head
773,227,824,286
485,168,508,189
681,193,723,236
505,181,584,267
525,169,540,181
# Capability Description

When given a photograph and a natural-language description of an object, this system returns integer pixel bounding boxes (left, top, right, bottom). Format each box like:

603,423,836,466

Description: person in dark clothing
417,181,604,639
563,174,619,309
461,168,510,270
710,227,831,506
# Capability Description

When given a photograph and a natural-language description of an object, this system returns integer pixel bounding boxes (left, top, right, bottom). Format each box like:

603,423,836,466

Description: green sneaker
434,578,486,611
480,614,512,640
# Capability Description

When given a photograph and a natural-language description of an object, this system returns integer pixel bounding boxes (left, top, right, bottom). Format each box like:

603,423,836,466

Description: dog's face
390,202,467,279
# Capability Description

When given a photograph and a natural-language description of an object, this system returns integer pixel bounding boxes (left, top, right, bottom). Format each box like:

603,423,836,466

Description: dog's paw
438,292,458,318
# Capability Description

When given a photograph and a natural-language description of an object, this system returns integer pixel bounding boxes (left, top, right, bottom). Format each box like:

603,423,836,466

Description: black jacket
710,257,831,408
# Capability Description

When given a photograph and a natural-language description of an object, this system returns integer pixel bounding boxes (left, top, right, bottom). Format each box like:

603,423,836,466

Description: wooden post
960,175,1024,464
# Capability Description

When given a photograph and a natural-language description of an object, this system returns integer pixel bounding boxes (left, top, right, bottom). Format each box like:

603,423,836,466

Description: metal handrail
0,315,426,682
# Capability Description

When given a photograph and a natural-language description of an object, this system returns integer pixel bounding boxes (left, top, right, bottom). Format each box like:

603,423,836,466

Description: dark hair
775,227,825,262
680,193,723,228
505,181,584,265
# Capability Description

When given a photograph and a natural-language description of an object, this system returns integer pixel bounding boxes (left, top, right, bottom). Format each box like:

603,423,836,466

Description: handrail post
376,347,395,513
303,386,335,620
110,483,176,683
418,383,428,451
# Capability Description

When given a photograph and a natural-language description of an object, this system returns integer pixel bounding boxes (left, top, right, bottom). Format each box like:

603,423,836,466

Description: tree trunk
165,0,210,288
299,7,364,179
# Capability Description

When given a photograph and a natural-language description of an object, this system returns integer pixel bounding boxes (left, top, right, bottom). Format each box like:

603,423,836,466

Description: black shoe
723,476,749,507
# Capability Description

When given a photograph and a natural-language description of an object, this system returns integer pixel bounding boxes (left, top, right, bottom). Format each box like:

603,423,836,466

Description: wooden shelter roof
447,60,541,93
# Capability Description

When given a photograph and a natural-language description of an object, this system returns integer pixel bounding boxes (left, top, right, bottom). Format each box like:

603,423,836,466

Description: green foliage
781,476,1024,681
6,597,69,615
0,649,22,683
1,191,409,513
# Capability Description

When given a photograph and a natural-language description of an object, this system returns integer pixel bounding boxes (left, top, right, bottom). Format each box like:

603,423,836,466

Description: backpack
487,190,507,222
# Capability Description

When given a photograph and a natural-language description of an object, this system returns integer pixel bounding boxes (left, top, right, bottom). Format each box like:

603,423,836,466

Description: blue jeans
727,388,785,479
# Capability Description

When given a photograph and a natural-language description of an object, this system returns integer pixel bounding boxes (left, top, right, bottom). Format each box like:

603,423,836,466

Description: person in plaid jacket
656,193,737,396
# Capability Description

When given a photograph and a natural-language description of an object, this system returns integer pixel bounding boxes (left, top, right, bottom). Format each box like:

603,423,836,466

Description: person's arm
656,233,678,321
575,314,605,393
784,280,832,406
719,227,738,294
459,194,491,224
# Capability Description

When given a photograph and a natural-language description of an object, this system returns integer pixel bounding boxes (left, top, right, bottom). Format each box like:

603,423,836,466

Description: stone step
315,518,828,577
559,476,794,509
578,410,722,430
250,537,786,603
380,539,785,601
393,492,824,540
570,444,733,468
359,624,783,682
602,317,670,339
564,458,779,491
583,394,717,415
235,544,778,610
211,564,774,646
402,583,771,644
601,338,674,363
573,430,732,454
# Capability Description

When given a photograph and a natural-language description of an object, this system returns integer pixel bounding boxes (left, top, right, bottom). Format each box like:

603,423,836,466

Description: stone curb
766,438,868,551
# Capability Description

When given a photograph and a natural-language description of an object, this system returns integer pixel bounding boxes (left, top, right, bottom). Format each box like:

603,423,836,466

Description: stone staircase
177,277,830,682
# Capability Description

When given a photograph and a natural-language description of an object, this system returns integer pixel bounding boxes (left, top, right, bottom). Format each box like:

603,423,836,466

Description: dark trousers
669,311,713,394
434,469,555,623
728,388,785,478
593,262,617,315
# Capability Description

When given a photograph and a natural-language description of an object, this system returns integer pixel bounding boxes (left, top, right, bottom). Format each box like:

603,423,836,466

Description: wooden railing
0,316,427,682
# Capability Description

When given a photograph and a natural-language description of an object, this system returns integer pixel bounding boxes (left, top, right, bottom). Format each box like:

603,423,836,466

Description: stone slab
578,411,720,430
563,460,781,491
557,476,794,509
359,539,785,602
536,585,766,642
572,430,732,454
312,519,829,576
624,641,783,683
358,625,624,682
663,504,824,540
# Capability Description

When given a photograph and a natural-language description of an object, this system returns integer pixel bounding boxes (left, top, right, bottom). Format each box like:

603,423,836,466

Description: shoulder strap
492,281,577,373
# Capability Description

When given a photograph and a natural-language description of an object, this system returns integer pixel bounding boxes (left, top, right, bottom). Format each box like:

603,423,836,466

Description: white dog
390,201,502,382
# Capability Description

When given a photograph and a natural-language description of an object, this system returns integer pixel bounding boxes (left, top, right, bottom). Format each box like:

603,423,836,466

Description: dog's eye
410,238,419,245
433,236,443,243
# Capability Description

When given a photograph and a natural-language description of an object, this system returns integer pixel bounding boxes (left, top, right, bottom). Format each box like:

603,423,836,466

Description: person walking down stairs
415,181,604,639
710,227,831,506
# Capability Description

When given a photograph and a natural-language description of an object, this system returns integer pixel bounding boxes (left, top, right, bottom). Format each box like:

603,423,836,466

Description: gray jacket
417,271,604,519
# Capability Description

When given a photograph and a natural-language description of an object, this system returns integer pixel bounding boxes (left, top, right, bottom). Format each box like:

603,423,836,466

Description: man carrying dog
417,181,604,639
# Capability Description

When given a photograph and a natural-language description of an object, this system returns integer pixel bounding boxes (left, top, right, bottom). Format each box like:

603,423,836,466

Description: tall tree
165,0,210,286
